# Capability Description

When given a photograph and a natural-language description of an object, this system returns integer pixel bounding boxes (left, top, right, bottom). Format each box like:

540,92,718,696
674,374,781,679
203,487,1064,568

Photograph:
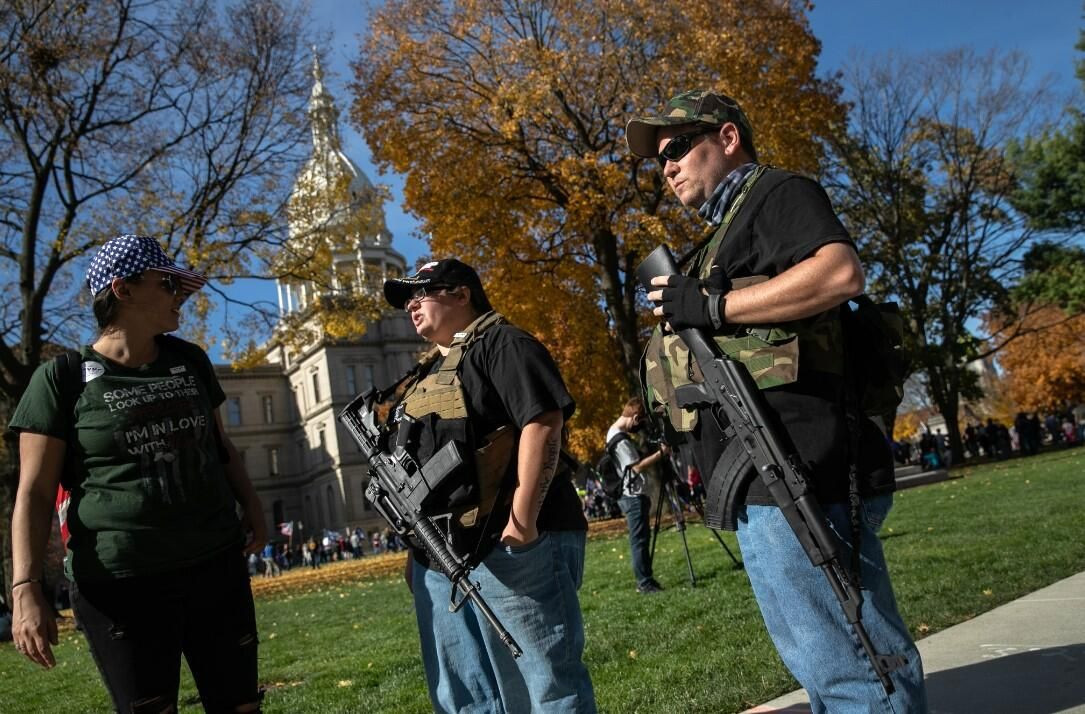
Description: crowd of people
248,527,409,577
897,406,1085,470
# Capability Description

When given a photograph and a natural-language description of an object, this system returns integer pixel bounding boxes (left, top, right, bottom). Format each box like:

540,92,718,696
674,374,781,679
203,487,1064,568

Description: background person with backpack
605,397,668,594
9,234,266,713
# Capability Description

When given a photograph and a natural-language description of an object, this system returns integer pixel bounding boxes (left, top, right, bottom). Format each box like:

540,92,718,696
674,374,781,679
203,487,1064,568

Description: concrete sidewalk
893,464,952,490
744,570,1085,714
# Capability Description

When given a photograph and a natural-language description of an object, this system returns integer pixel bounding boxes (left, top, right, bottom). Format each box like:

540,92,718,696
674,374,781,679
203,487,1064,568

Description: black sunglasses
158,273,182,296
657,126,719,168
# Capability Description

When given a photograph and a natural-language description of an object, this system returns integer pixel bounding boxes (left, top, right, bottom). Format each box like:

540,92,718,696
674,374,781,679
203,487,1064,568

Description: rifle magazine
704,436,756,531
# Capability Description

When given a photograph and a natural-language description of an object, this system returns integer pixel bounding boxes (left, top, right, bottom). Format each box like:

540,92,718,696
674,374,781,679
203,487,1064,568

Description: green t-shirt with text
9,339,241,581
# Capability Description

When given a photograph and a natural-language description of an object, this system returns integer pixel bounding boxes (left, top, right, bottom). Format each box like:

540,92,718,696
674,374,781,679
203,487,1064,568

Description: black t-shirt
691,170,893,504
407,323,586,567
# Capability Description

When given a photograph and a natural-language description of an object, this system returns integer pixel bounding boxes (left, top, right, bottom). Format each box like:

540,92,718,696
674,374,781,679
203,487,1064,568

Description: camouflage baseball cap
625,90,754,158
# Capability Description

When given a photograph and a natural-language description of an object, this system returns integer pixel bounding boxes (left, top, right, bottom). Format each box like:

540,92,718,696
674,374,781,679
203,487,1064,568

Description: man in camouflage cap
627,91,927,712
625,89,757,163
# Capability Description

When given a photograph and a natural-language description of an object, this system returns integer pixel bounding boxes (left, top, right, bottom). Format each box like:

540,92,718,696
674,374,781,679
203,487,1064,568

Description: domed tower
228,54,422,537
277,54,406,315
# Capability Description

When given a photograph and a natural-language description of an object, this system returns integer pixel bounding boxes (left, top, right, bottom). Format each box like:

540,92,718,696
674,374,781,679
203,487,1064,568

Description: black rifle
636,245,906,694
337,390,523,658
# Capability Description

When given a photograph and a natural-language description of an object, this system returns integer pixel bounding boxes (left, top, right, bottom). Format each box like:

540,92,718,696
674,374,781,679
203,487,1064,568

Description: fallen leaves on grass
249,517,635,599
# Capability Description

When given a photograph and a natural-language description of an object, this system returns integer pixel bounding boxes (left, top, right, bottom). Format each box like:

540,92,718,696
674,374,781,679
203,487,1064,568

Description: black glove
660,274,715,331
703,265,732,296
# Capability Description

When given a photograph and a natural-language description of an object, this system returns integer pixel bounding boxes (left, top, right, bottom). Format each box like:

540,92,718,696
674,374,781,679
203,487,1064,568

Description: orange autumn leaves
996,308,1085,412
351,0,843,457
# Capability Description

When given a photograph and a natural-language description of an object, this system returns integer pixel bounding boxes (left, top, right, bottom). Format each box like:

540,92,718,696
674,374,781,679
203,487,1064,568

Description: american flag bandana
87,234,207,296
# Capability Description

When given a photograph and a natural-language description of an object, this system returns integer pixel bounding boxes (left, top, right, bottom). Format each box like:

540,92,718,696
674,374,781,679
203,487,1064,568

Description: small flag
280,521,293,537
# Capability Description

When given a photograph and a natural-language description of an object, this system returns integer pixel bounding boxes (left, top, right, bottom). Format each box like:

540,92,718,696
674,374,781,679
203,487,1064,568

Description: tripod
648,457,742,587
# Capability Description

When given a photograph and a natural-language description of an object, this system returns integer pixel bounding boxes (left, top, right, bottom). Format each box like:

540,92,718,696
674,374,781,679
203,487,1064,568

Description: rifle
337,390,523,658
636,245,906,694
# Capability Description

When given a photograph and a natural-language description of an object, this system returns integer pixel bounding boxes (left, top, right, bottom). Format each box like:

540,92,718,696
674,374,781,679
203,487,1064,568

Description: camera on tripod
638,412,742,583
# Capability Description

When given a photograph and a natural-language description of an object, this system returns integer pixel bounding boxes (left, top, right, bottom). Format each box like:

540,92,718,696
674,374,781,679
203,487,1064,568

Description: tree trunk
594,228,644,395
928,371,965,465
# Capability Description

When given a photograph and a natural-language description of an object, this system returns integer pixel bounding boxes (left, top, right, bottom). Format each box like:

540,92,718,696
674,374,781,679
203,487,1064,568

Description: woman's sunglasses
657,125,719,168
158,273,182,296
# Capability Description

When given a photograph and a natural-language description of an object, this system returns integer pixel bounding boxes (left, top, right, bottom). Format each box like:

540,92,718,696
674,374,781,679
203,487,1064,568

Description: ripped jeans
71,549,260,713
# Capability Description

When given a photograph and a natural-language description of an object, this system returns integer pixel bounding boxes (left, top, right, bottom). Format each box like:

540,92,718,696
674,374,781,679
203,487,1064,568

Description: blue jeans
618,494,654,587
737,495,928,714
412,530,597,713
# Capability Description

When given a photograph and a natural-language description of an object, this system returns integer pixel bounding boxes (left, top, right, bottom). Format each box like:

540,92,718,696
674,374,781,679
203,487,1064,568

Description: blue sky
215,0,1082,358
306,0,1082,270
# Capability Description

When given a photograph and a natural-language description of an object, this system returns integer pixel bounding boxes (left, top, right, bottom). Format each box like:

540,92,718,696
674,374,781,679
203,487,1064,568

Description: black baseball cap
383,258,487,310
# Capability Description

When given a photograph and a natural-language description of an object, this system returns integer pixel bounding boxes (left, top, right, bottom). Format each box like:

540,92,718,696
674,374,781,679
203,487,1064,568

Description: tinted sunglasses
657,125,719,168
157,273,182,296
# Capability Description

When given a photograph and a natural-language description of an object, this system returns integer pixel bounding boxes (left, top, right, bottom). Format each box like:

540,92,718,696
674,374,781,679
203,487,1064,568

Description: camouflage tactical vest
399,311,518,527
642,167,845,432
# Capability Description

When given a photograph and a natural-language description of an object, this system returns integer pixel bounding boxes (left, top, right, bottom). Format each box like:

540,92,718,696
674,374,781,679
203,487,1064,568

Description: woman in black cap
9,234,266,712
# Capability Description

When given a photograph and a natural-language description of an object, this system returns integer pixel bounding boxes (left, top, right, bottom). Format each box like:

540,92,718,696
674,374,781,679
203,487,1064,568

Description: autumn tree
0,0,318,591
351,0,843,455
987,242,1085,412
825,49,1058,463
995,308,1085,411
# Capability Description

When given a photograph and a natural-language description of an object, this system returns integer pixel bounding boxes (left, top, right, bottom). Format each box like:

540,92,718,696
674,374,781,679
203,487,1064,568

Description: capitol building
216,58,423,537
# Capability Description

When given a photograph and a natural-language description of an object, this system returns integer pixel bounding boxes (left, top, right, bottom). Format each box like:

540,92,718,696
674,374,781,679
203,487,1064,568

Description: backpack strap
604,431,632,460
434,311,508,386
52,350,85,489
605,431,639,493
54,350,84,416
51,349,85,545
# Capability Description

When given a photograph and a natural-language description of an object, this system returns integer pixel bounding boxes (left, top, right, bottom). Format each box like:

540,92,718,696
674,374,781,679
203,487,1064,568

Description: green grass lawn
2,448,1084,713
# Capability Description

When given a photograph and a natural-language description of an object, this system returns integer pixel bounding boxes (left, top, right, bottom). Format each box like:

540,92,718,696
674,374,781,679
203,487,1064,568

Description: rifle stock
337,391,523,658
637,245,905,694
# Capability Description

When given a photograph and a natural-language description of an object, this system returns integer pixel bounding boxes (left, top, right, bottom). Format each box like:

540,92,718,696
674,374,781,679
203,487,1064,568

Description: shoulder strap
54,349,85,441
54,350,84,416
688,166,793,278
434,311,508,386
52,349,84,493
687,164,769,277
604,430,631,456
